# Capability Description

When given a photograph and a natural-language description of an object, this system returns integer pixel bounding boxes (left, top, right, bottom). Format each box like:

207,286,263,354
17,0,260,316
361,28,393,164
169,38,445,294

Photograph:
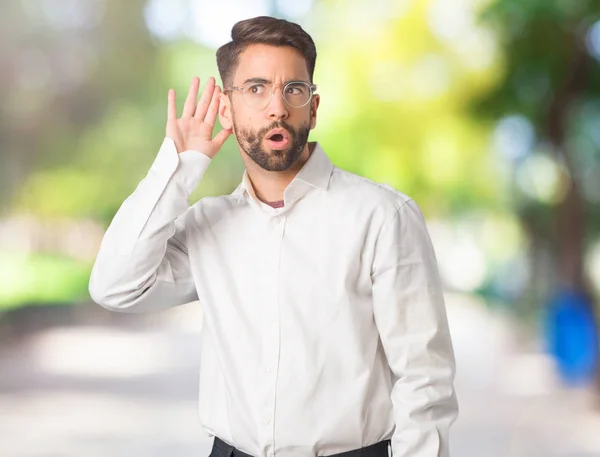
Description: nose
266,86,289,121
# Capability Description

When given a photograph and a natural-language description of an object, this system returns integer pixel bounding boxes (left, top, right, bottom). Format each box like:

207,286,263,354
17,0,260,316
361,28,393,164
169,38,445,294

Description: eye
286,84,306,95
248,84,266,94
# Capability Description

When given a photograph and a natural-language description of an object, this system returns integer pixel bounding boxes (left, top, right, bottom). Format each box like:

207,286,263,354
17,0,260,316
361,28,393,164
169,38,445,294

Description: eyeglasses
223,80,317,110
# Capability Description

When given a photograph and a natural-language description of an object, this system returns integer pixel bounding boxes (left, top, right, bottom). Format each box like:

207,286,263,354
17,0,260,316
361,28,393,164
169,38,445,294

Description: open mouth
265,128,290,150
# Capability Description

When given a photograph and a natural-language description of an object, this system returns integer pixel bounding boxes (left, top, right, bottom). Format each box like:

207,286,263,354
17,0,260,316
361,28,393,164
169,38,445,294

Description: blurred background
1,0,600,455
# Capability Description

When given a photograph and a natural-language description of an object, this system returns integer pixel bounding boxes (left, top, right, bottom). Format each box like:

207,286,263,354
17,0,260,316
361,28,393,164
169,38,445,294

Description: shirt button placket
261,214,283,450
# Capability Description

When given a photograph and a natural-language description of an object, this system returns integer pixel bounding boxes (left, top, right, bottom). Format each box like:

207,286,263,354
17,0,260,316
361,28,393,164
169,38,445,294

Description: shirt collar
232,142,334,205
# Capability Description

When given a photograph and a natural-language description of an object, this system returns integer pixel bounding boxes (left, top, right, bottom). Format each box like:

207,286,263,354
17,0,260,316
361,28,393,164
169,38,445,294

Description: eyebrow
242,77,271,85
241,77,308,85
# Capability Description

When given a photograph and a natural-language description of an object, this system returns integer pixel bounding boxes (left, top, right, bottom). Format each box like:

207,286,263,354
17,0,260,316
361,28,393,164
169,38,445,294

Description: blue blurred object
545,288,600,385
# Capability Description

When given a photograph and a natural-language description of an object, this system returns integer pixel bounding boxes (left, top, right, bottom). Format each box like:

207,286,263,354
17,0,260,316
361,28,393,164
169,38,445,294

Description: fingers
182,77,200,118
167,89,177,121
204,86,222,127
194,77,216,120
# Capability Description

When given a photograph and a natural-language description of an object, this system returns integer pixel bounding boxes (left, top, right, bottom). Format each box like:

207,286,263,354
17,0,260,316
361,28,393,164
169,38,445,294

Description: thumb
213,128,232,148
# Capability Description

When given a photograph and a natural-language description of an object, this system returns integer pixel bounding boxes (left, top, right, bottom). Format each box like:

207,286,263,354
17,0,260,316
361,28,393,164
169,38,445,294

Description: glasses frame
223,80,318,110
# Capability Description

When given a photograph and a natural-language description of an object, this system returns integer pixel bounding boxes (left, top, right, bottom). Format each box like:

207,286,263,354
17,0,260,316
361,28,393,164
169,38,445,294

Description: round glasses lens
284,82,311,107
243,83,271,109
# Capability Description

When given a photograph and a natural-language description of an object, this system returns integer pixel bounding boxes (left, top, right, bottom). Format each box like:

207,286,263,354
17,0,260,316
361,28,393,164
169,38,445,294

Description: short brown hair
216,16,317,87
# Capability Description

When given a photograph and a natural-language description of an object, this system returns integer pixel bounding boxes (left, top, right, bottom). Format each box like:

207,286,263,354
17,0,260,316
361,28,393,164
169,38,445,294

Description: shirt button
266,366,274,373
263,417,271,424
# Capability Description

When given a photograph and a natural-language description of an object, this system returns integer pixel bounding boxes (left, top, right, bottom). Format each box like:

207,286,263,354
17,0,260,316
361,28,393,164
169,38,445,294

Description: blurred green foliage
0,252,91,309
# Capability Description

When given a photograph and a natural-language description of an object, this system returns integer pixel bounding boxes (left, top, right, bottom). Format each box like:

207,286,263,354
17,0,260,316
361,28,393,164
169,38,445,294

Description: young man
89,16,458,457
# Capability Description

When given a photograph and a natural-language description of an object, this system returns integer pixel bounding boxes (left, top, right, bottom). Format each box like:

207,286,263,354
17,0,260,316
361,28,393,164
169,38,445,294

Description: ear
309,94,320,130
219,93,233,130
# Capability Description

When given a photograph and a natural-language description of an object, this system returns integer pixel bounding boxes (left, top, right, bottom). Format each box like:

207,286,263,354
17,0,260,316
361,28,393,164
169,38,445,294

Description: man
89,16,458,457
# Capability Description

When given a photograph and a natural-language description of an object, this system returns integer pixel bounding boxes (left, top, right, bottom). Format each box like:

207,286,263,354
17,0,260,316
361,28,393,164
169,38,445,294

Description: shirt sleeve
88,137,211,313
371,199,459,457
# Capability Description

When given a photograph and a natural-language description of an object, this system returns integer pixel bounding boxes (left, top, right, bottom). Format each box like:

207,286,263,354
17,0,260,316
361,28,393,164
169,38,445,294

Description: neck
244,142,316,202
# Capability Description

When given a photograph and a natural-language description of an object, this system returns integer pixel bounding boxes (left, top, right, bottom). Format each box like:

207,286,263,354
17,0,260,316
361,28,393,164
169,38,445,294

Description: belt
210,436,391,457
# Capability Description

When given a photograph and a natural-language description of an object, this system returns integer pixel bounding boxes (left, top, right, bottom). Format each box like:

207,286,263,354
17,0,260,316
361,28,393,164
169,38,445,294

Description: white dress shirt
89,138,458,457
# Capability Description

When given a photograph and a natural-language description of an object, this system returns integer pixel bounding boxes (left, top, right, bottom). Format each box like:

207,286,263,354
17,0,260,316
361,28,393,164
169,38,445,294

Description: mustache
258,120,295,138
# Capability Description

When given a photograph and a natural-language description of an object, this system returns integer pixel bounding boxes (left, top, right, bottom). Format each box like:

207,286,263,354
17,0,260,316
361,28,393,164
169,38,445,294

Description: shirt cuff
149,137,212,195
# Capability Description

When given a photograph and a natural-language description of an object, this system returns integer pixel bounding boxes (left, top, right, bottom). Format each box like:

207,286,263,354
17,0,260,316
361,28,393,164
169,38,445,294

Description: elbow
88,280,128,313
88,272,150,314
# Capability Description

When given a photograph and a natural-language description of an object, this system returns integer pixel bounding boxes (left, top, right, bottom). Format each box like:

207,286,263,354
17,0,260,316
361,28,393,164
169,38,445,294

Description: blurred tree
476,0,600,293
0,0,158,214
474,0,600,389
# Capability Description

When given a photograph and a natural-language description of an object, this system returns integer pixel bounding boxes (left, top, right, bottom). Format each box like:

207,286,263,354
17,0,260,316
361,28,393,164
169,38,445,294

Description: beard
233,118,311,172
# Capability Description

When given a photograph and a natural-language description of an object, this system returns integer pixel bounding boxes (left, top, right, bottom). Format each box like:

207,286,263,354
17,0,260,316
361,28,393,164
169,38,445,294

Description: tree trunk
546,28,600,402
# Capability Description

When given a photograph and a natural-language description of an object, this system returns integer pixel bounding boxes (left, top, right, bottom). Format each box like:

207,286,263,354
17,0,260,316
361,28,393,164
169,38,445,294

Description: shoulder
181,194,240,227
329,166,414,216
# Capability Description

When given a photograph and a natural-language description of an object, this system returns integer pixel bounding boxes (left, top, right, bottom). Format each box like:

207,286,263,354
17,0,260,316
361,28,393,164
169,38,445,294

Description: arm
88,138,209,312
89,76,231,313
371,199,458,457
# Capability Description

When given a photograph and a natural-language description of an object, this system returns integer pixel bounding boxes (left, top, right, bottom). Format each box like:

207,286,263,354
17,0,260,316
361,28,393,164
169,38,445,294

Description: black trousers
209,436,391,457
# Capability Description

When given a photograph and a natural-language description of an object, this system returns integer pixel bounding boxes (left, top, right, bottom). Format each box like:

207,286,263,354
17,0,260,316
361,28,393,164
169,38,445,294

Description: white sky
144,0,314,49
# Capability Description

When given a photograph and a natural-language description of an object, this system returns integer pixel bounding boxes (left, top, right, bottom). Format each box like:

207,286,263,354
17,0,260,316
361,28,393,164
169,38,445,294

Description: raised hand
166,76,232,159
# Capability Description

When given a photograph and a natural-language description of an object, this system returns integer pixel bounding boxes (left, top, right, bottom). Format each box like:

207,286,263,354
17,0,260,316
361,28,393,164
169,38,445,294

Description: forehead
233,44,310,84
